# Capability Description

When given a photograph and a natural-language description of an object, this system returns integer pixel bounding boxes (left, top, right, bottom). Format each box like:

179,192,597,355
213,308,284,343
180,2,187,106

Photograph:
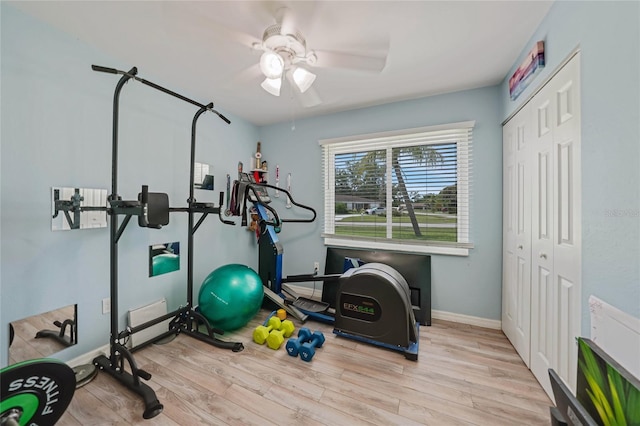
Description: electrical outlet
102,298,110,314
314,262,320,272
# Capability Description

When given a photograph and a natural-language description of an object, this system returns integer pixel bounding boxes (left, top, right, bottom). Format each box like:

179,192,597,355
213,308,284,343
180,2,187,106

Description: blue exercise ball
198,264,264,331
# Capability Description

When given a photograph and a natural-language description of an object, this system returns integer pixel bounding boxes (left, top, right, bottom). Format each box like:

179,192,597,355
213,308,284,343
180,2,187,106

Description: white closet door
530,53,582,396
502,104,532,365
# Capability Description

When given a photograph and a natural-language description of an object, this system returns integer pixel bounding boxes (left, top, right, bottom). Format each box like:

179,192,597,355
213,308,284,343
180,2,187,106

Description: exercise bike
238,175,420,360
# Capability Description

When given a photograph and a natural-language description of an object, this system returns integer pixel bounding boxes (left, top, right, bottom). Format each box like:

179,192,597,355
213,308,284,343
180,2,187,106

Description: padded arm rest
138,192,170,228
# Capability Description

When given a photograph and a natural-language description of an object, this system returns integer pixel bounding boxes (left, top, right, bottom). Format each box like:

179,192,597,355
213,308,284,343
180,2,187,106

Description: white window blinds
320,121,474,256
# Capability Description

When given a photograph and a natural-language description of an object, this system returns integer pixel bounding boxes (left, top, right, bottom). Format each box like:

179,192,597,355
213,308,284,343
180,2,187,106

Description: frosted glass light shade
261,77,281,96
292,67,316,93
260,51,284,79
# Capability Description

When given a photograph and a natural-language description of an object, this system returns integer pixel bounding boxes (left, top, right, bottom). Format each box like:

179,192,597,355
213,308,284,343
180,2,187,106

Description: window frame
320,121,474,256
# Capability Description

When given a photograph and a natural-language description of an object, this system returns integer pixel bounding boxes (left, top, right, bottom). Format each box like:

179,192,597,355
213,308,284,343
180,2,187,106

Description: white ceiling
10,1,553,126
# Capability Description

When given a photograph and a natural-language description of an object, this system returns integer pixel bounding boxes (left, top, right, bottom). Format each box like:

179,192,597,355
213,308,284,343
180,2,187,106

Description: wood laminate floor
58,313,551,425
9,304,76,364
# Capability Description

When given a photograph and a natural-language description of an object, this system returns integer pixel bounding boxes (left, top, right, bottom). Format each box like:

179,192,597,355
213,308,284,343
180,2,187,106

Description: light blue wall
4,0,637,368
259,86,504,321
500,1,640,334
0,4,259,366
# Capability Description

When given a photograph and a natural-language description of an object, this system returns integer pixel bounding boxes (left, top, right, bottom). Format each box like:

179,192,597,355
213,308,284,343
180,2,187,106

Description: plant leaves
580,338,607,391
607,366,627,426
588,388,614,426
624,379,640,424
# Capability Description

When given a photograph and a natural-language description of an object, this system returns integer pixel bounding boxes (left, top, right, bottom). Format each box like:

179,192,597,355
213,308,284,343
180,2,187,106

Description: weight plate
72,364,97,388
1,359,76,425
152,333,177,346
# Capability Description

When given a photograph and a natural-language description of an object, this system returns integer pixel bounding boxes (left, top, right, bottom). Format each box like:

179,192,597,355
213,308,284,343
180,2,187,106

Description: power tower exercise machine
53,65,244,419
240,178,420,360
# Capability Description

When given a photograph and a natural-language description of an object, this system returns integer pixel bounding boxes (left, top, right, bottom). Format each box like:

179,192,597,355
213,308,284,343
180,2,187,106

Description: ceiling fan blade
275,6,296,36
163,2,261,49
312,50,387,72
298,86,322,108
230,63,263,85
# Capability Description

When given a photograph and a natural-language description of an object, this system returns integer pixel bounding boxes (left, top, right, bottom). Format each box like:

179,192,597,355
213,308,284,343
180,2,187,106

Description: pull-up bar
87,64,241,420
91,65,231,124
92,64,230,197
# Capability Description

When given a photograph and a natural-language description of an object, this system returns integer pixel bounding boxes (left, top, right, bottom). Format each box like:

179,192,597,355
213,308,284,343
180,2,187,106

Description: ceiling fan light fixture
260,51,284,79
261,77,281,96
292,67,316,93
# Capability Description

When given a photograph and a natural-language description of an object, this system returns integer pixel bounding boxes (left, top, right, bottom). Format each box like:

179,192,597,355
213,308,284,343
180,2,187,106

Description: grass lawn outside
335,224,457,242
338,213,456,224
334,212,458,241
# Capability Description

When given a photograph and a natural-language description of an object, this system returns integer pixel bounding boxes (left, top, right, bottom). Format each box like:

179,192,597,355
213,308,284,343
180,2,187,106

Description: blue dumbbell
299,331,325,362
286,327,312,357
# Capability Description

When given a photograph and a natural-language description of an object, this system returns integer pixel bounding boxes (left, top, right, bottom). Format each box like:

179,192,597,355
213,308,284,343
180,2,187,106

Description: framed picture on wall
509,41,545,100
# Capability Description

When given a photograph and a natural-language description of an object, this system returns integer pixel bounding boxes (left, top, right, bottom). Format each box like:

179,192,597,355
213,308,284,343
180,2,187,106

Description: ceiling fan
251,7,388,105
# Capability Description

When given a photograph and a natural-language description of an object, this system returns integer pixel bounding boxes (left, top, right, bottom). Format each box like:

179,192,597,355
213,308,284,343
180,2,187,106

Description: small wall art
509,41,545,101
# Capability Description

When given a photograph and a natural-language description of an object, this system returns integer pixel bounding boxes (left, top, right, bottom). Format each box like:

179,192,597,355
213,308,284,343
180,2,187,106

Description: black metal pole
92,65,231,125
109,67,137,362
189,105,212,205
111,67,137,197
187,104,211,308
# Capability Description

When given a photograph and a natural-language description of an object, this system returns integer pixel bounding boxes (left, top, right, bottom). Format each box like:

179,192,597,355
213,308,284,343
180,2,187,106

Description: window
320,121,474,256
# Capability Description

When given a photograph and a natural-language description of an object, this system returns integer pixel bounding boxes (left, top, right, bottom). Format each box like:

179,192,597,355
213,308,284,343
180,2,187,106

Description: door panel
502,105,532,365
534,265,552,360
557,141,574,245
537,151,551,240
502,54,581,393
503,122,517,343
552,55,581,394
531,85,555,395
530,53,582,397
557,274,577,385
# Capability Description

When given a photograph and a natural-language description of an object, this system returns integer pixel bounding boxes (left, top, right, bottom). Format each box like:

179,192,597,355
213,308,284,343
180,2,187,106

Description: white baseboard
432,309,501,330
286,284,502,330
66,344,109,367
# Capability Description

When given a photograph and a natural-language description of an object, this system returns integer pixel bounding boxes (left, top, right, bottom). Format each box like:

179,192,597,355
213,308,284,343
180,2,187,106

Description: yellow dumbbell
266,319,295,350
253,317,282,345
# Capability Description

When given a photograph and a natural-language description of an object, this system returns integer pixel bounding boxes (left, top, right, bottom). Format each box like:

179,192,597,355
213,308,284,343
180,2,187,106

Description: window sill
323,236,471,257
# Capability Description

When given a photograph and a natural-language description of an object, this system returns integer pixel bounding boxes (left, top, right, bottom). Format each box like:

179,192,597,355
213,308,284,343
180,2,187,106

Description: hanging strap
229,180,241,216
